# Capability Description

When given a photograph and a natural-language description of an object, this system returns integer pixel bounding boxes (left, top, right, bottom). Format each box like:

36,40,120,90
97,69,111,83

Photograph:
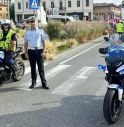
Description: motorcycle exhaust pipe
0,67,4,71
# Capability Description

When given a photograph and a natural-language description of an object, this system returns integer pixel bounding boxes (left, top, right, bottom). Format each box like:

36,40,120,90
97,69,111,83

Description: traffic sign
29,0,39,10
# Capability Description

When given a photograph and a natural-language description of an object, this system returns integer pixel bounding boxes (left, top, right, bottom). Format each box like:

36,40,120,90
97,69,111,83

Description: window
26,2,28,9
122,1,124,8
77,0,80,7
86,0,89,7
4,0,7,4
59,1,63,10
18,2,21,9
68,1,71,7
51,2,54,8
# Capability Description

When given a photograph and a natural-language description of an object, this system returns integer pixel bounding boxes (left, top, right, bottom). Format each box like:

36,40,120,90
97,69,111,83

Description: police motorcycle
0,47,25,84
98,33,124,124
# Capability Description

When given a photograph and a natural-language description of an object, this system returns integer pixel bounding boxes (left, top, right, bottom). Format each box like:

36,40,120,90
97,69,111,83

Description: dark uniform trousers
28,49,47,86
4,50,16,71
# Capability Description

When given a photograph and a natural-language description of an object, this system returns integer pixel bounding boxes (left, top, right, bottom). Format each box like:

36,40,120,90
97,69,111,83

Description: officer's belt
28,47,42,50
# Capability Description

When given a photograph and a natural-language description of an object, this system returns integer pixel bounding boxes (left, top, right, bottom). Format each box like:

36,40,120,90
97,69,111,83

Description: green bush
67,39,78,48
45,21,62,40
59,30,68,40
44,21,111,61
45,21,110,44
45,41,57,61
64,21,82,38
57,42,69,52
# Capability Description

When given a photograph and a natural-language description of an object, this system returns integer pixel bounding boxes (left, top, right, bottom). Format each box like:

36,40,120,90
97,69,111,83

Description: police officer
0,19,17,76
116,20,124,37
24,17,49,89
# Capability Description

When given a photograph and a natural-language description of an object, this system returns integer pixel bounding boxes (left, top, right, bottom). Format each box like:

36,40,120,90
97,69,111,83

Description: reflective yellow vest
0,29,16,51
116,23,124,33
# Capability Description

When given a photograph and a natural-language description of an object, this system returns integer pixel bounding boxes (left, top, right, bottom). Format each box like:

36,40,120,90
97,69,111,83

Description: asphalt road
0,36,124,127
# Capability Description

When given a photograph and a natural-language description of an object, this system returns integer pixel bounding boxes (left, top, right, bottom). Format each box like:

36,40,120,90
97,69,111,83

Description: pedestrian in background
116,20,124,37
24,17,49,89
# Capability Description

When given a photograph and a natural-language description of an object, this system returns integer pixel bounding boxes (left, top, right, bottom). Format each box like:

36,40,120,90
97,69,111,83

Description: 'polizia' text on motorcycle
0,47,25,84
98,34,124,124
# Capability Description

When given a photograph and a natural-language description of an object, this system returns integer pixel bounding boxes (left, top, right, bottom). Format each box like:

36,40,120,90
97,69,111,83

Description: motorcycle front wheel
103,89,122,124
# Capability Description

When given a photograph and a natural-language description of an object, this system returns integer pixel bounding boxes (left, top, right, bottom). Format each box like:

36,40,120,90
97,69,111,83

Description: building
14,0,34,22
0,3,7,19
93,3,121,20
121,0,124,20
0,0,7,4
14,0,47,25
46,0,93,20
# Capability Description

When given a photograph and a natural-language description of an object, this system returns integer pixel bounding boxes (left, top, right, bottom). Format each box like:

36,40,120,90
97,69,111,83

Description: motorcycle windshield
106,34,124,66
109,33,124,50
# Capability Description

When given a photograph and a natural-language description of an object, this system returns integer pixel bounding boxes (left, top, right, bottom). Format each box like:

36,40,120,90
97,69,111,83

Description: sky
93,0,121,5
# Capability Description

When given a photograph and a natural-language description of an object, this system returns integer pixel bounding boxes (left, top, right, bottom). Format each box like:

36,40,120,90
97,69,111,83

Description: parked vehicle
16,20,27,28
47,15,75,22
98,34,124,124
26,16,47,26
0,47,25,84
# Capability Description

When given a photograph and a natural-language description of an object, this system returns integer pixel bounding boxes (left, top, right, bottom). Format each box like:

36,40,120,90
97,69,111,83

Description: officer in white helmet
0,19,17,77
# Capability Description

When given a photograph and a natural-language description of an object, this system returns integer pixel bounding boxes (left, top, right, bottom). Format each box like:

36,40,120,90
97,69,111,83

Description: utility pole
22,0,24,20
65,0,67,20
8,0,10,19
40,0,42,26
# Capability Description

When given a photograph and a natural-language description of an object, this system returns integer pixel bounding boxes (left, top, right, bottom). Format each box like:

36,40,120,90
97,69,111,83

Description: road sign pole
33,10,35,16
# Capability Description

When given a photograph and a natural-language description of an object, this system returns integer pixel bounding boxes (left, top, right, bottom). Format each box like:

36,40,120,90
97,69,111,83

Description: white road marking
19,65,71,89
16,87,32,91
46,65,71,79
95,81,107,97
24,67,31,75
24,63,48,75
93,81,107,100
51,66,97,95
77,66,96,79
59,42,103,65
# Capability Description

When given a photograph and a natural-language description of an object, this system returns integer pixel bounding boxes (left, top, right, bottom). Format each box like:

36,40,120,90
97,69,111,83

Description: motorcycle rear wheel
13,58,25,81
103,89,122,124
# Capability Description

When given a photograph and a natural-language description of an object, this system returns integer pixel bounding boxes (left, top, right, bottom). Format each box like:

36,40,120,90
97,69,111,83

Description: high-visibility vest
0,29,16,51
116,23,124,33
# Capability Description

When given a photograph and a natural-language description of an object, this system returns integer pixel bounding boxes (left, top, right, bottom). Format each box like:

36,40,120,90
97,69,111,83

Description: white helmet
1,19,11,25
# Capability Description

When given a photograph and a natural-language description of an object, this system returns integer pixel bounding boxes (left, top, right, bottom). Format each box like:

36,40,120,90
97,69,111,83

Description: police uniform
116,21,124,37
0,29,16,66
24,18,49,89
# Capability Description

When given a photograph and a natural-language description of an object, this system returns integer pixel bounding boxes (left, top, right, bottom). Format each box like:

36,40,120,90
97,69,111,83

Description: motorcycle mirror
99,47,108,54
104,37,109,42
98,65,106,71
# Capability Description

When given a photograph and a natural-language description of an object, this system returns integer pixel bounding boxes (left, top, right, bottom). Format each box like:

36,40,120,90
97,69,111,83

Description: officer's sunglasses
30,21,35,23
3,24,9,26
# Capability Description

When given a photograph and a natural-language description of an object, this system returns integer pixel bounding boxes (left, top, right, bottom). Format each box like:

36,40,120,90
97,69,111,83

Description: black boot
42,84,49,90
29,81,36,89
